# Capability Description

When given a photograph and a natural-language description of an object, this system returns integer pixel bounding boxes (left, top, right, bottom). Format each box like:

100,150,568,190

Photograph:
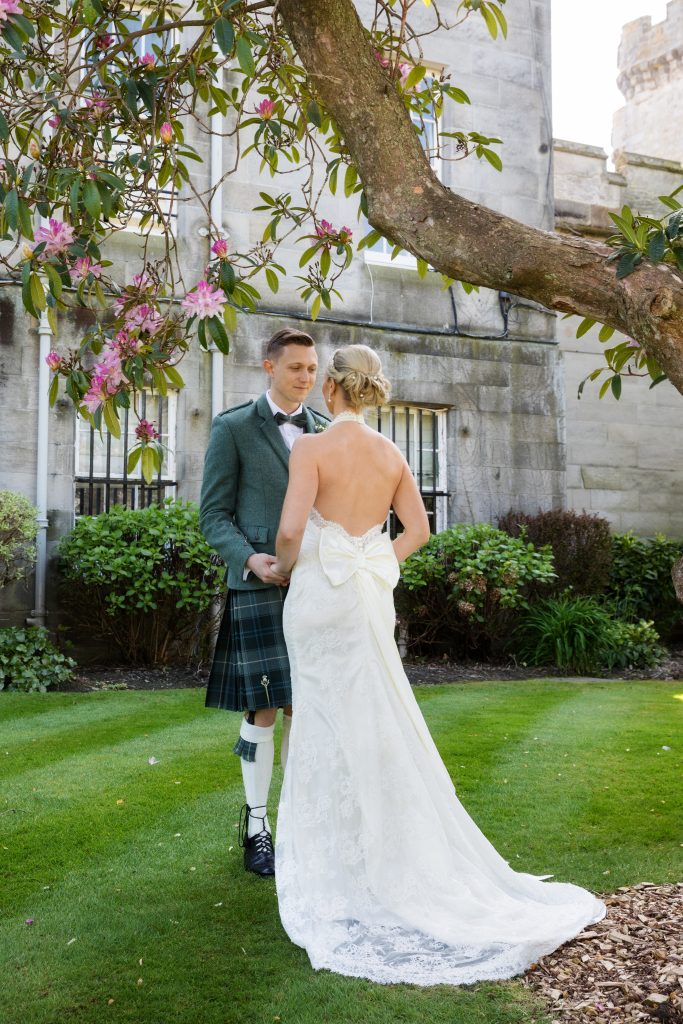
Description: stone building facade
1,0,682,631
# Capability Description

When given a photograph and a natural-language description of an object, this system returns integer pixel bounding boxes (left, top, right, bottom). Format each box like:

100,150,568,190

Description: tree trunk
278,0,683,395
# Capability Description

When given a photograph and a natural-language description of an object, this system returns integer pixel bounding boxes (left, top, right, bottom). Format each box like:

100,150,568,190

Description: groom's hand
246,553,290,586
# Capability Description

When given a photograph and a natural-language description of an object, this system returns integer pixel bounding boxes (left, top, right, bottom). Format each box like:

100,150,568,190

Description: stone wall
554,140,683,535
613,0,683,163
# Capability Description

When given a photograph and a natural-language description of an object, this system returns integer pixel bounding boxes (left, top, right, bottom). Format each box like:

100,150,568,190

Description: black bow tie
274,411,308,428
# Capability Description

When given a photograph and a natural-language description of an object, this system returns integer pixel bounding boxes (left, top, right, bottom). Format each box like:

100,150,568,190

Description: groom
200,327,328,877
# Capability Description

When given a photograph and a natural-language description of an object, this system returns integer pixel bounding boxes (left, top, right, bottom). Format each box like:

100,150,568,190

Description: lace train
276,514,606,986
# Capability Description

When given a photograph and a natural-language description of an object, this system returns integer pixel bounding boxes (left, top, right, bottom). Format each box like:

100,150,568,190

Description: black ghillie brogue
239,803,275,877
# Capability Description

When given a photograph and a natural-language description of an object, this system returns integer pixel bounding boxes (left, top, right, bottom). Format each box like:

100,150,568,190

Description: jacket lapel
303,406,317,434
256,392,290,469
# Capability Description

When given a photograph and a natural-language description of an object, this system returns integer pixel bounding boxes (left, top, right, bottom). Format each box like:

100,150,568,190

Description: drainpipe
26,307,51,628
209,109,224,420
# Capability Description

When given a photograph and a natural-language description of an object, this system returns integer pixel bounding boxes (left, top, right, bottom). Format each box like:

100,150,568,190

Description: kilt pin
200,392,329,762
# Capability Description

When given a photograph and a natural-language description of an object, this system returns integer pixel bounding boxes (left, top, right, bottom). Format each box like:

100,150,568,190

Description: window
75,392,177,516
364,73,441,266
372,405,448,536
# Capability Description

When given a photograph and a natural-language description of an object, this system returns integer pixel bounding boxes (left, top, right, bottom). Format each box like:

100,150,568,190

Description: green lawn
1,680,681,1024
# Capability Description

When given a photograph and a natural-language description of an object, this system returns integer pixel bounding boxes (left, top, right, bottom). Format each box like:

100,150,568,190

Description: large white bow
319,529,400,589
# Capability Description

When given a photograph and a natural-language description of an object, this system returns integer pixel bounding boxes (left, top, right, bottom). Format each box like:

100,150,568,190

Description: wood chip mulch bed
523,883,683,1023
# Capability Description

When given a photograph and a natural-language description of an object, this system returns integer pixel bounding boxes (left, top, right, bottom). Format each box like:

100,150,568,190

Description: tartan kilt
205,586,291,713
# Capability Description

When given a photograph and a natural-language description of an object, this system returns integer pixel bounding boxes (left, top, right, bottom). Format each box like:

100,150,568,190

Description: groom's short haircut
266,327,315,361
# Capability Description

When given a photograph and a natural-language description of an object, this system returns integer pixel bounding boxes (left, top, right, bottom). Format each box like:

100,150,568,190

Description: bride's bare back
313,422,404,535
275,419,431,570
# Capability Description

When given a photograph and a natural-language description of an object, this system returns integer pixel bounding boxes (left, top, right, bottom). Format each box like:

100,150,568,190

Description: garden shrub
513,595,665,675
396,523,555,658
0,490,38,589
58,500,224,666
606,532,683,639
0,626,75,692
497,508,612,597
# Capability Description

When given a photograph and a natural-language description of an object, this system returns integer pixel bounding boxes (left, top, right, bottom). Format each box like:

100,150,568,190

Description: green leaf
575,317,596,339
490,4,508,38
310,294,321,321
83,179,101,219
416,258,429,279
207,315,230,354
648,230,666,263
17,198,33,239
0,110,8,142
616,251,642,279
299,242,320,267
306,99,322,128
103,401,121,438
343,163,357,198
219,261,236,293
480,4,499,38
127,447,142,474
21,261,37,318
48,373,59,408
29,273,46,312
164,364,184,389
235,36,255,77
223,304,237,333
404,65,427,91
481,148,503,172
141,446,156,484
611,375,622,400
598,323,615,343
265,267,279,293
320,246,330,278
357,229,383,251
214,17,235,55
4,188,18,230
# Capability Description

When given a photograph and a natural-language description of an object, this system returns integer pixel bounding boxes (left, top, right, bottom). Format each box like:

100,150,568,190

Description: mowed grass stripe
0,781,546,1024
0,690,211,778
461,681,682,889
1,710,275,916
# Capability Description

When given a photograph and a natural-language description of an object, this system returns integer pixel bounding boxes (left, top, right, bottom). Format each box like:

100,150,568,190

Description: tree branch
278,0,683,395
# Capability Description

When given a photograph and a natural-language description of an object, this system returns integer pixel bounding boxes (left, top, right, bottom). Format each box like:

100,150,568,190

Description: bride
271,344,605,986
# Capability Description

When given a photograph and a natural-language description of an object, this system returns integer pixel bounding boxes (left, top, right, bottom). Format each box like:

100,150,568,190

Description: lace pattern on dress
309,507,383,549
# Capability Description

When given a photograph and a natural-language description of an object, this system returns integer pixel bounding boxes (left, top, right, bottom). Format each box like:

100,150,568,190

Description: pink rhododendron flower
45,351,62,372
132,271,155,291
255,98,275,120
0,0,21,24
159,121,174,144
181,280,227,319
211,238,229,260
123,303,163,335
627,338,641,349
135,419,160,442
112,330,140,358
95,33,113,50
338,225,353,244
315,219,335,239
33,219,76,257
84,95,110,117
139,53,155,67
83,349,124,413
71,256,102,282
47,115,60,129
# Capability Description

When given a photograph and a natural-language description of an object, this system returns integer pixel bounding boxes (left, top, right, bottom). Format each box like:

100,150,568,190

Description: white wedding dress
276,507,606,986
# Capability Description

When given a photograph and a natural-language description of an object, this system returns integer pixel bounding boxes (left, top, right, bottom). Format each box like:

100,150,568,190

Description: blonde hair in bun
325,344,391,409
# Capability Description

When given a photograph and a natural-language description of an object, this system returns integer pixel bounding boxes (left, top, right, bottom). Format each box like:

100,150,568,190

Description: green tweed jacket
199,392,330,591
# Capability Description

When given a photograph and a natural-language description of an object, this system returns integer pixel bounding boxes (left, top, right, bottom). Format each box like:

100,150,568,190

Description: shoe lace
251,829,274,856
238,803,270,849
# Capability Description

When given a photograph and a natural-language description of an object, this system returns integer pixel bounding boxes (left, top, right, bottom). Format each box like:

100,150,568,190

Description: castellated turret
612,0,683,162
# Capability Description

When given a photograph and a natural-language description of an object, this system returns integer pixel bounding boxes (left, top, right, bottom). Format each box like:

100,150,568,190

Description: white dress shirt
265,390,306,451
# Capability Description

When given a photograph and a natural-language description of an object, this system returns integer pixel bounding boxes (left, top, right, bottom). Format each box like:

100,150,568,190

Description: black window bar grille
373,406,449,538
75,393,177,516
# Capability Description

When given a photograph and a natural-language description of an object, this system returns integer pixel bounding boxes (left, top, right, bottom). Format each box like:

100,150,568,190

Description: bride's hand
271,559,292,582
